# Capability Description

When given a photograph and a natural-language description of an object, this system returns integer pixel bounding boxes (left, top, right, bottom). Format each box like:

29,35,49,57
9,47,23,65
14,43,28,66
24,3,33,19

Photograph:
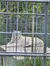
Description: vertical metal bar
20,16,23,31
42,4,45,66
9,18,11,32
44,2,48,54
6,1,8,47
44,2,48,52
24,1,28,54
5,2,8,52
24,1,28,53
35,3,38,33
16,2,19,31
15,2,19,64
24,2,28,66
24,36,26,66
32,2,35,54
40,17,42,33
42,17,45,33
43,2,48,66
16,2,19,52
5,2,8,66
32,2,35,66
6,1,8,32
24,37,26,52
25,2,28,32
3,57,6,66
34,3,38,66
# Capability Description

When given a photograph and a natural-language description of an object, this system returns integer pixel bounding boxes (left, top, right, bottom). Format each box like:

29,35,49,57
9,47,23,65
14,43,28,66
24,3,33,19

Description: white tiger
7,30,44,53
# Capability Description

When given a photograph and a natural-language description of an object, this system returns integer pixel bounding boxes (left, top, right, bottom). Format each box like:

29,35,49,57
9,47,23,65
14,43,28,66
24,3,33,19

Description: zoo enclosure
0,0,50,66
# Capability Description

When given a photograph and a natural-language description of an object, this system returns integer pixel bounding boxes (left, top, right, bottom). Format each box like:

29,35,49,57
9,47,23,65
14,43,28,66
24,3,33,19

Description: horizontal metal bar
0,32,45,35
1,0,50,2
0,12,47,16
0,32,50,35
0,12,46,16
0,12,50,16
0,32,13,34
0,52,50,57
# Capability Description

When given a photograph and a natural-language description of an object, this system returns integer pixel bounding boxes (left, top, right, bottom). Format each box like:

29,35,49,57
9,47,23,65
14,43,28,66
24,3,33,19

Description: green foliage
17,58,42,66
16,58,50,66
36,58,42,66
0,15,6,45
0,1,6,45
0,1,50,46
46,59,50,66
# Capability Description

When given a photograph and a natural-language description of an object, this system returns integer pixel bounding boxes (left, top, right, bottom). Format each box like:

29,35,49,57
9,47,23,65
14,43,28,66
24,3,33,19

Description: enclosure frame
0,0,50,66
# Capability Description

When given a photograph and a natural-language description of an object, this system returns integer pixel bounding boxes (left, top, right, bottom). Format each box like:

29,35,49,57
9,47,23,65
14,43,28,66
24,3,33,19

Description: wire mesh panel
0,0,49,66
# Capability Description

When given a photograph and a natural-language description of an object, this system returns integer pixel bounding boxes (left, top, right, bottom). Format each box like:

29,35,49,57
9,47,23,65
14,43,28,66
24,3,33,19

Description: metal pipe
0,52,50,56
43,3,48,66
1,0,50,3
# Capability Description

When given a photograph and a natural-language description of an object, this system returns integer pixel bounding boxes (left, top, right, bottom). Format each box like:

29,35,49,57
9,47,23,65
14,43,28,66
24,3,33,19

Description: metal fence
0,0,50,66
